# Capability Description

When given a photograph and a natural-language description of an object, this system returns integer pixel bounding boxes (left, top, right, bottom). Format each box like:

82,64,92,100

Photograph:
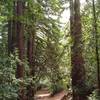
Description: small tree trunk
27,32,35,76
27,31,35,100
8,20,12,54
8,2,17,54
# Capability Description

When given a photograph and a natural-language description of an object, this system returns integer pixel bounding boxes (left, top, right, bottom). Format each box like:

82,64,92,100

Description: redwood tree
16,0,25,79
70,0,87,99
8,0,25,99
16,0,25,100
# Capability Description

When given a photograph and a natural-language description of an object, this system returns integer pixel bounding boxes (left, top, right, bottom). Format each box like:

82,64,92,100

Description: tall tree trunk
16,0,25,79
27,31,35,100
70,0,87,99
92,0,100,92
16,1,25,100
8,1,25,99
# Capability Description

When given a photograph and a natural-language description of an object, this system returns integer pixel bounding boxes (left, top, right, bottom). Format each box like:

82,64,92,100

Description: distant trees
46,29,63,95
8,2,17,54
92,0,100,91
7,0,64,99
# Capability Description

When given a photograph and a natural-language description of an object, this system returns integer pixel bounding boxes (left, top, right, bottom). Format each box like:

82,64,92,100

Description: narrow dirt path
35,88,72,100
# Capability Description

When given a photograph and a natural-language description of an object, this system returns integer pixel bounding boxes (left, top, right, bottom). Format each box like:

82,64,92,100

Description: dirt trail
35,89,72,100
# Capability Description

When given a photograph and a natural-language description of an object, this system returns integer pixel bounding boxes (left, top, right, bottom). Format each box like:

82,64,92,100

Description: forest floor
35,88,72,100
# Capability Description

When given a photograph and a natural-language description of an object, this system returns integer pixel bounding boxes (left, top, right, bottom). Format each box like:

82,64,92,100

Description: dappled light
0,0,100,100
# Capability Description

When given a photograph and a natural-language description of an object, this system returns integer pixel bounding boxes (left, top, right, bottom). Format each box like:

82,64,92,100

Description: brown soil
35,88,72,100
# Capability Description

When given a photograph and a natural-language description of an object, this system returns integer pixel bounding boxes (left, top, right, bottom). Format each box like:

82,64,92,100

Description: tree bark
16,1,25,100
27,31,35,76
70,0,87,99
16,0,25,79
8,1,25,99
27,31,35,100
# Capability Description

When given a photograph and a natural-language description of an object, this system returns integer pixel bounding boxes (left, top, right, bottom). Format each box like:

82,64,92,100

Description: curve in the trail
35,89,72,100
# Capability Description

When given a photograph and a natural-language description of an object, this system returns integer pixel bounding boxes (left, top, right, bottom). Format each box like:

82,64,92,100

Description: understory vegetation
0,0,100,100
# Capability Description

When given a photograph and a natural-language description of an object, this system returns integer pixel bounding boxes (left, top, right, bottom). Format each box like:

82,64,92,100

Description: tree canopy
0,0,100,100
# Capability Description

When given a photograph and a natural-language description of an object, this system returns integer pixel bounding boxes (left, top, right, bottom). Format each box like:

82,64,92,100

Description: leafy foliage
0,0,100,99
